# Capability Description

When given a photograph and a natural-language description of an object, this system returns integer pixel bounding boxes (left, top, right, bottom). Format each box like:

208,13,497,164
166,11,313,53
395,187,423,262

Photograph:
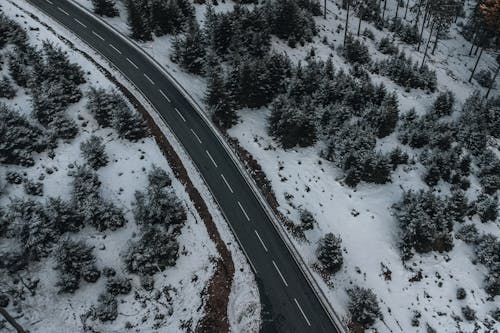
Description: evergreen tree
86,87,124,128
475,193,498,223
447,190,468,223
112,105,148,141
431,90,455,118
365,92,399,138
347,286,382,328
125,0,152,41
316,233,343,273
172,21,206,74
0,76,16,99
92,0,119,17
80,135,109,169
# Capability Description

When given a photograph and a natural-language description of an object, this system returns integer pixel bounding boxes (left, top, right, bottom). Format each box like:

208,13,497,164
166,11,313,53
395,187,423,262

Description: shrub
92,0,119,17
342,36,371,64
456,287,466,300
316,233,343,273
347,286,382,328
55,240,100,293
462,306,476,321
49,115,79,140
45,197,84,233
299,209,315,231
24,179,44,196
0,76,16,99
475,193,498,223
431,90,454,118
474,69,493,88
80,135,109,169
92,293,118,322
455,224,478,244
393,190,453,259
378,37,398,55
106,276,132,296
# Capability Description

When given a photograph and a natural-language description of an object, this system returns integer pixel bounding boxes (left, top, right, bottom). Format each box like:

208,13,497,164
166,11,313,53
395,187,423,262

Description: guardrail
45,1,349,331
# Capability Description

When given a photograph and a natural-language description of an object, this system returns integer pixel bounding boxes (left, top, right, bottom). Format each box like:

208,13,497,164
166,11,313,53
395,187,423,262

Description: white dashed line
45,0,53,5
74,18,87,28
175,108,186,122
190,129,202,144
57,7,70,16
159,89,171,103
237,201,250,221
92,31,105,41
254,230,268,252
206,150,218,168
272,260,288,287
109,43,122,54
126,58,139,70
221,174,234,193
294,298,312,326
144,73,155,85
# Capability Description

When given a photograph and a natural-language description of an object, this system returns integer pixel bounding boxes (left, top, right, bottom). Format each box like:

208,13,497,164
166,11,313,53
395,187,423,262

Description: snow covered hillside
0,2,260,332
59,0,499,332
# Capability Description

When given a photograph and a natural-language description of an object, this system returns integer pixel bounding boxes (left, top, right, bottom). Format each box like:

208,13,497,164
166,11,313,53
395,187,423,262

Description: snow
0,1,259,332
69,0,499,332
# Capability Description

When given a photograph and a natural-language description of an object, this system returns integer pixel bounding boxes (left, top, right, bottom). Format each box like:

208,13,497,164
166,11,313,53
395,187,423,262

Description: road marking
92,31,105,41
175,108,186,122
190,129,202,144
45,0,53,5
159,89,171,103
109,43,122,54
254,230,268,252
272,260,288,287
144,73,155,85
57,7,70,16
206,150,218,168
126,58,139,70
237,201,250,221
74,18,87,28
294,298,312,326
221,174,234,193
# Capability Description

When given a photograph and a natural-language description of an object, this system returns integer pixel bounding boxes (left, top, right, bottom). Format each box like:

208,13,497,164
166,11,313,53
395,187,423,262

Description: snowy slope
70,0,499,332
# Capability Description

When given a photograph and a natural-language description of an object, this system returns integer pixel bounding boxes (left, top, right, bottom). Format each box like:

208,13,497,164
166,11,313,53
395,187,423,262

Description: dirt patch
12,3,234,333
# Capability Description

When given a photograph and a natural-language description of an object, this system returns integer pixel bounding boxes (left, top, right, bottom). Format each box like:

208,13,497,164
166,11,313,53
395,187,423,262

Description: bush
456,287,466,300
475,193,498,223
393,190,453,259
347,286,382,328
342,36,371,64
390,18,420,44
6,171,23,184
462,306,476,321
80,135,109,169
45,197,84,233
0,76,16,99
475,234,500,276
431,90,454,118
24,179,43,196
106,276,132,296
316,233,343,273
378,37,398,55
474,69,493,88
55,240,99,293
49,115,79,140
92,293,118,322
455,224,478,244
124,228,180,276
92,0,119,17
299,209,315,231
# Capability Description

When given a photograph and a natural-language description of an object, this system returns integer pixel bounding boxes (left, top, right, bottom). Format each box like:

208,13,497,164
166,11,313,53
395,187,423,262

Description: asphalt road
26,1,341,332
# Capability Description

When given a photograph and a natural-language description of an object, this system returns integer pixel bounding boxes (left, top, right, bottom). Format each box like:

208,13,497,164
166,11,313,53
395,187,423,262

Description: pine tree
92,0,119,17
0,76,16,99
347,286,382,328
431,90,455,118
172,21,206,74
80,135,109,169
316,233,343,273
365,92,399,138
125,0,152,41
112,105,148,141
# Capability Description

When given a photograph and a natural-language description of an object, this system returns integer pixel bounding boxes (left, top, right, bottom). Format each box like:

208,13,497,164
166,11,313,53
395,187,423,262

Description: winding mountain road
25,1,342,332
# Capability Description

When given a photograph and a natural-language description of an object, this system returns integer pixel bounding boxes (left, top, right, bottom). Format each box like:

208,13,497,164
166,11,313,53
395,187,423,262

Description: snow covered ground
0,1,260,332
67,0,499,332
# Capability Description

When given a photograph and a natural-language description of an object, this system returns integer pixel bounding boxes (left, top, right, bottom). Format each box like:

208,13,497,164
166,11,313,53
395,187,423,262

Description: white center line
294,298,312,327
190,129,202,144
144,73,155,85
159,89,171,103
45,0,53,5
74,18,87,28
272,260,288,287
126,58,139,70
237,201,250,221
175,108,186,122
92,31,105,41
206,150,218,168
254,230,268,252
221,174,234,193
109,43,122,54
57,7,70,16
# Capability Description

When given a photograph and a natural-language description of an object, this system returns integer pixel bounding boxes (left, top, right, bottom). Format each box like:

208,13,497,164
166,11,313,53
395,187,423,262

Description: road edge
65,1,349,331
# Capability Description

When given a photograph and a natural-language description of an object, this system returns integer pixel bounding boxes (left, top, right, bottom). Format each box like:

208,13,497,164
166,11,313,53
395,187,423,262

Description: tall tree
125,0,152,41
91,0,118,17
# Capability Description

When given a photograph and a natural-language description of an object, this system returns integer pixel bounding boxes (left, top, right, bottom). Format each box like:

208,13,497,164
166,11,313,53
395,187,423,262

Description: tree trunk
417,0,430,51
415,0,424,25
324,0,326,19
474,44,480,55
469,33,476,56
357,16,362,36
431,28,439,55
0,308,27,333
485,62,499,99
394,0,399,20
344,0,350,45
421,19,435,69
469,47,483,82
382,0,388,20
404,0,410,19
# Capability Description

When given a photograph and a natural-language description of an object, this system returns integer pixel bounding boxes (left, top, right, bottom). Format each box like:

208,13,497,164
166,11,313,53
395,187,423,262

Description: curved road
26,1,340,332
